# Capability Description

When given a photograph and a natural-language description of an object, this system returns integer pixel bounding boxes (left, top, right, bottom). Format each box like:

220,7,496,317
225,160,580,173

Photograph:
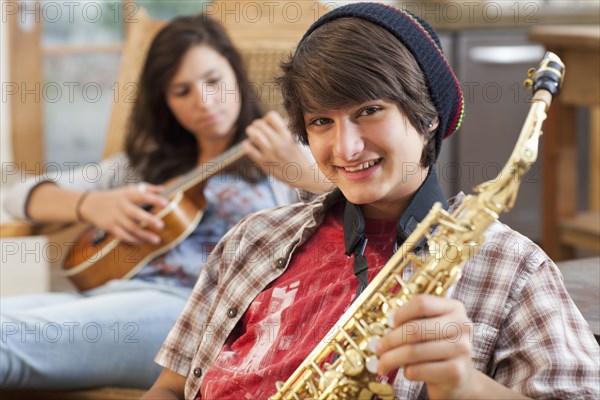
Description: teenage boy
145,3,599,399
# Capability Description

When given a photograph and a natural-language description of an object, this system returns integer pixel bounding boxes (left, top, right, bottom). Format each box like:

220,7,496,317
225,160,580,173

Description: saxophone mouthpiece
524,51,565,109
532,51,565,99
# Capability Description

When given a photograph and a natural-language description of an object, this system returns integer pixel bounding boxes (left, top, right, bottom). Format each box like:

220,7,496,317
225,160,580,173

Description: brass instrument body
271,53,564,400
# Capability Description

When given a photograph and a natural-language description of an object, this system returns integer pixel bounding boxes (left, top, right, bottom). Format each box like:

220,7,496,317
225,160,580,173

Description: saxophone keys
381,301,390,315
342,348,365,377
386,311,396,328
368,382,395,399
365,355,379,374
524,68,536,89
318,369,341,392
357,387,375,400
367,335,381,353
368,322,385,336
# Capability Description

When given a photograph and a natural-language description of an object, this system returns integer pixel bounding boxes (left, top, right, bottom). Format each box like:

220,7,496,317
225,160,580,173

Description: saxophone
270,52,565,400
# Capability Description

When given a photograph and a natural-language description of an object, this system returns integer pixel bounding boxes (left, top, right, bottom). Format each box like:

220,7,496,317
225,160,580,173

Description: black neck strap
343,202,370,295
342,168,448,296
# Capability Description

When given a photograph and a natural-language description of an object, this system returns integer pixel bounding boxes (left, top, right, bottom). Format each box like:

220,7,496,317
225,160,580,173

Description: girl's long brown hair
126,14,262,183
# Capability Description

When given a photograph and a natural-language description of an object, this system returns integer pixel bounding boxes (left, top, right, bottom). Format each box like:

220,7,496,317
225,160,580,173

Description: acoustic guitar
62,142,249,291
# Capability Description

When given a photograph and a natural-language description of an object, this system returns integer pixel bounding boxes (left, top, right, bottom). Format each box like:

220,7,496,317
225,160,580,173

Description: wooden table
557,257,600,343
529,26,600,261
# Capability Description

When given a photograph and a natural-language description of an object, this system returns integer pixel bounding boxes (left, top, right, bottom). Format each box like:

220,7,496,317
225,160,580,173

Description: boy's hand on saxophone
375,295,476,399
376,295,530,399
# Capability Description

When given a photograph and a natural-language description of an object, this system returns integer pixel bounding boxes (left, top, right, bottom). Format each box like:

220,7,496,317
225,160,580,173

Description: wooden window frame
6,0,136,173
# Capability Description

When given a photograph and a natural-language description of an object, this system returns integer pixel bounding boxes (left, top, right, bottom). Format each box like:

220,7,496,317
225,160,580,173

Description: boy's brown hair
279,18,438,167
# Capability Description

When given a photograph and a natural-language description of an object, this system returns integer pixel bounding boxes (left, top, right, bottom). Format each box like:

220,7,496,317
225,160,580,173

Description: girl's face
305,99,431,219
166,45,241,150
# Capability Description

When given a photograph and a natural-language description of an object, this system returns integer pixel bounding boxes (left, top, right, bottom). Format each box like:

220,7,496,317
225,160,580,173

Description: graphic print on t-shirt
235,282,299,374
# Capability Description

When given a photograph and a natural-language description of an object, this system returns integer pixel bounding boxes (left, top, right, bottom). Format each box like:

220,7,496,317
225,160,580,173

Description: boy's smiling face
305,99,431,219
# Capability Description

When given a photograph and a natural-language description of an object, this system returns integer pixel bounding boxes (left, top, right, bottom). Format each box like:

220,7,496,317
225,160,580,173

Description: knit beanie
299,2,465,157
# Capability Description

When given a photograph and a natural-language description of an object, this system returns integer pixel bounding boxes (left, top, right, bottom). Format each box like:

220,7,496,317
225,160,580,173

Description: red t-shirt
200,202,398,399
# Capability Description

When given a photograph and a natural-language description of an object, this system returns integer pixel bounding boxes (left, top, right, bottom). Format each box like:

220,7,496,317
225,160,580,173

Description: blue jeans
0,280,190,389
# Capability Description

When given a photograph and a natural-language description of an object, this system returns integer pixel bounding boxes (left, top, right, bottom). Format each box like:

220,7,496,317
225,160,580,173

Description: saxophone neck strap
342,168,449,295
343,201,369,294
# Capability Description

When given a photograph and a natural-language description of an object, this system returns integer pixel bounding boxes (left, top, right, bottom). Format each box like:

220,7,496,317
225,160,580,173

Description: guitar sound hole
92,229,108,246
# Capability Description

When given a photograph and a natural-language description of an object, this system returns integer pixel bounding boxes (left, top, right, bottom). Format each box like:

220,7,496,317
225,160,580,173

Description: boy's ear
428,117,440,132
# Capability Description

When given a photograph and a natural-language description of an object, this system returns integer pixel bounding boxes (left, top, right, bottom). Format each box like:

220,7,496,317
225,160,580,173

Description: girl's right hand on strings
78,183,169,244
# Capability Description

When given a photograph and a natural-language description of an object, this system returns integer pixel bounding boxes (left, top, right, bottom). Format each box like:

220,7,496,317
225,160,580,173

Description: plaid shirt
156,189,600,399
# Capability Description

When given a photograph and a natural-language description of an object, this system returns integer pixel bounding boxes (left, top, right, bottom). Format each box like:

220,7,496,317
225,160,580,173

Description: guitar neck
162,141,247,199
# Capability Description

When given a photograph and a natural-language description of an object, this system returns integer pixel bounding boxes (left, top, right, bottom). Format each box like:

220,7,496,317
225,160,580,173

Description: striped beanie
299,2,465,157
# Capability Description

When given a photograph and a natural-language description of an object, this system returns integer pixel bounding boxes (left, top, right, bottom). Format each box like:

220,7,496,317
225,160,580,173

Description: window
7,0,209,172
